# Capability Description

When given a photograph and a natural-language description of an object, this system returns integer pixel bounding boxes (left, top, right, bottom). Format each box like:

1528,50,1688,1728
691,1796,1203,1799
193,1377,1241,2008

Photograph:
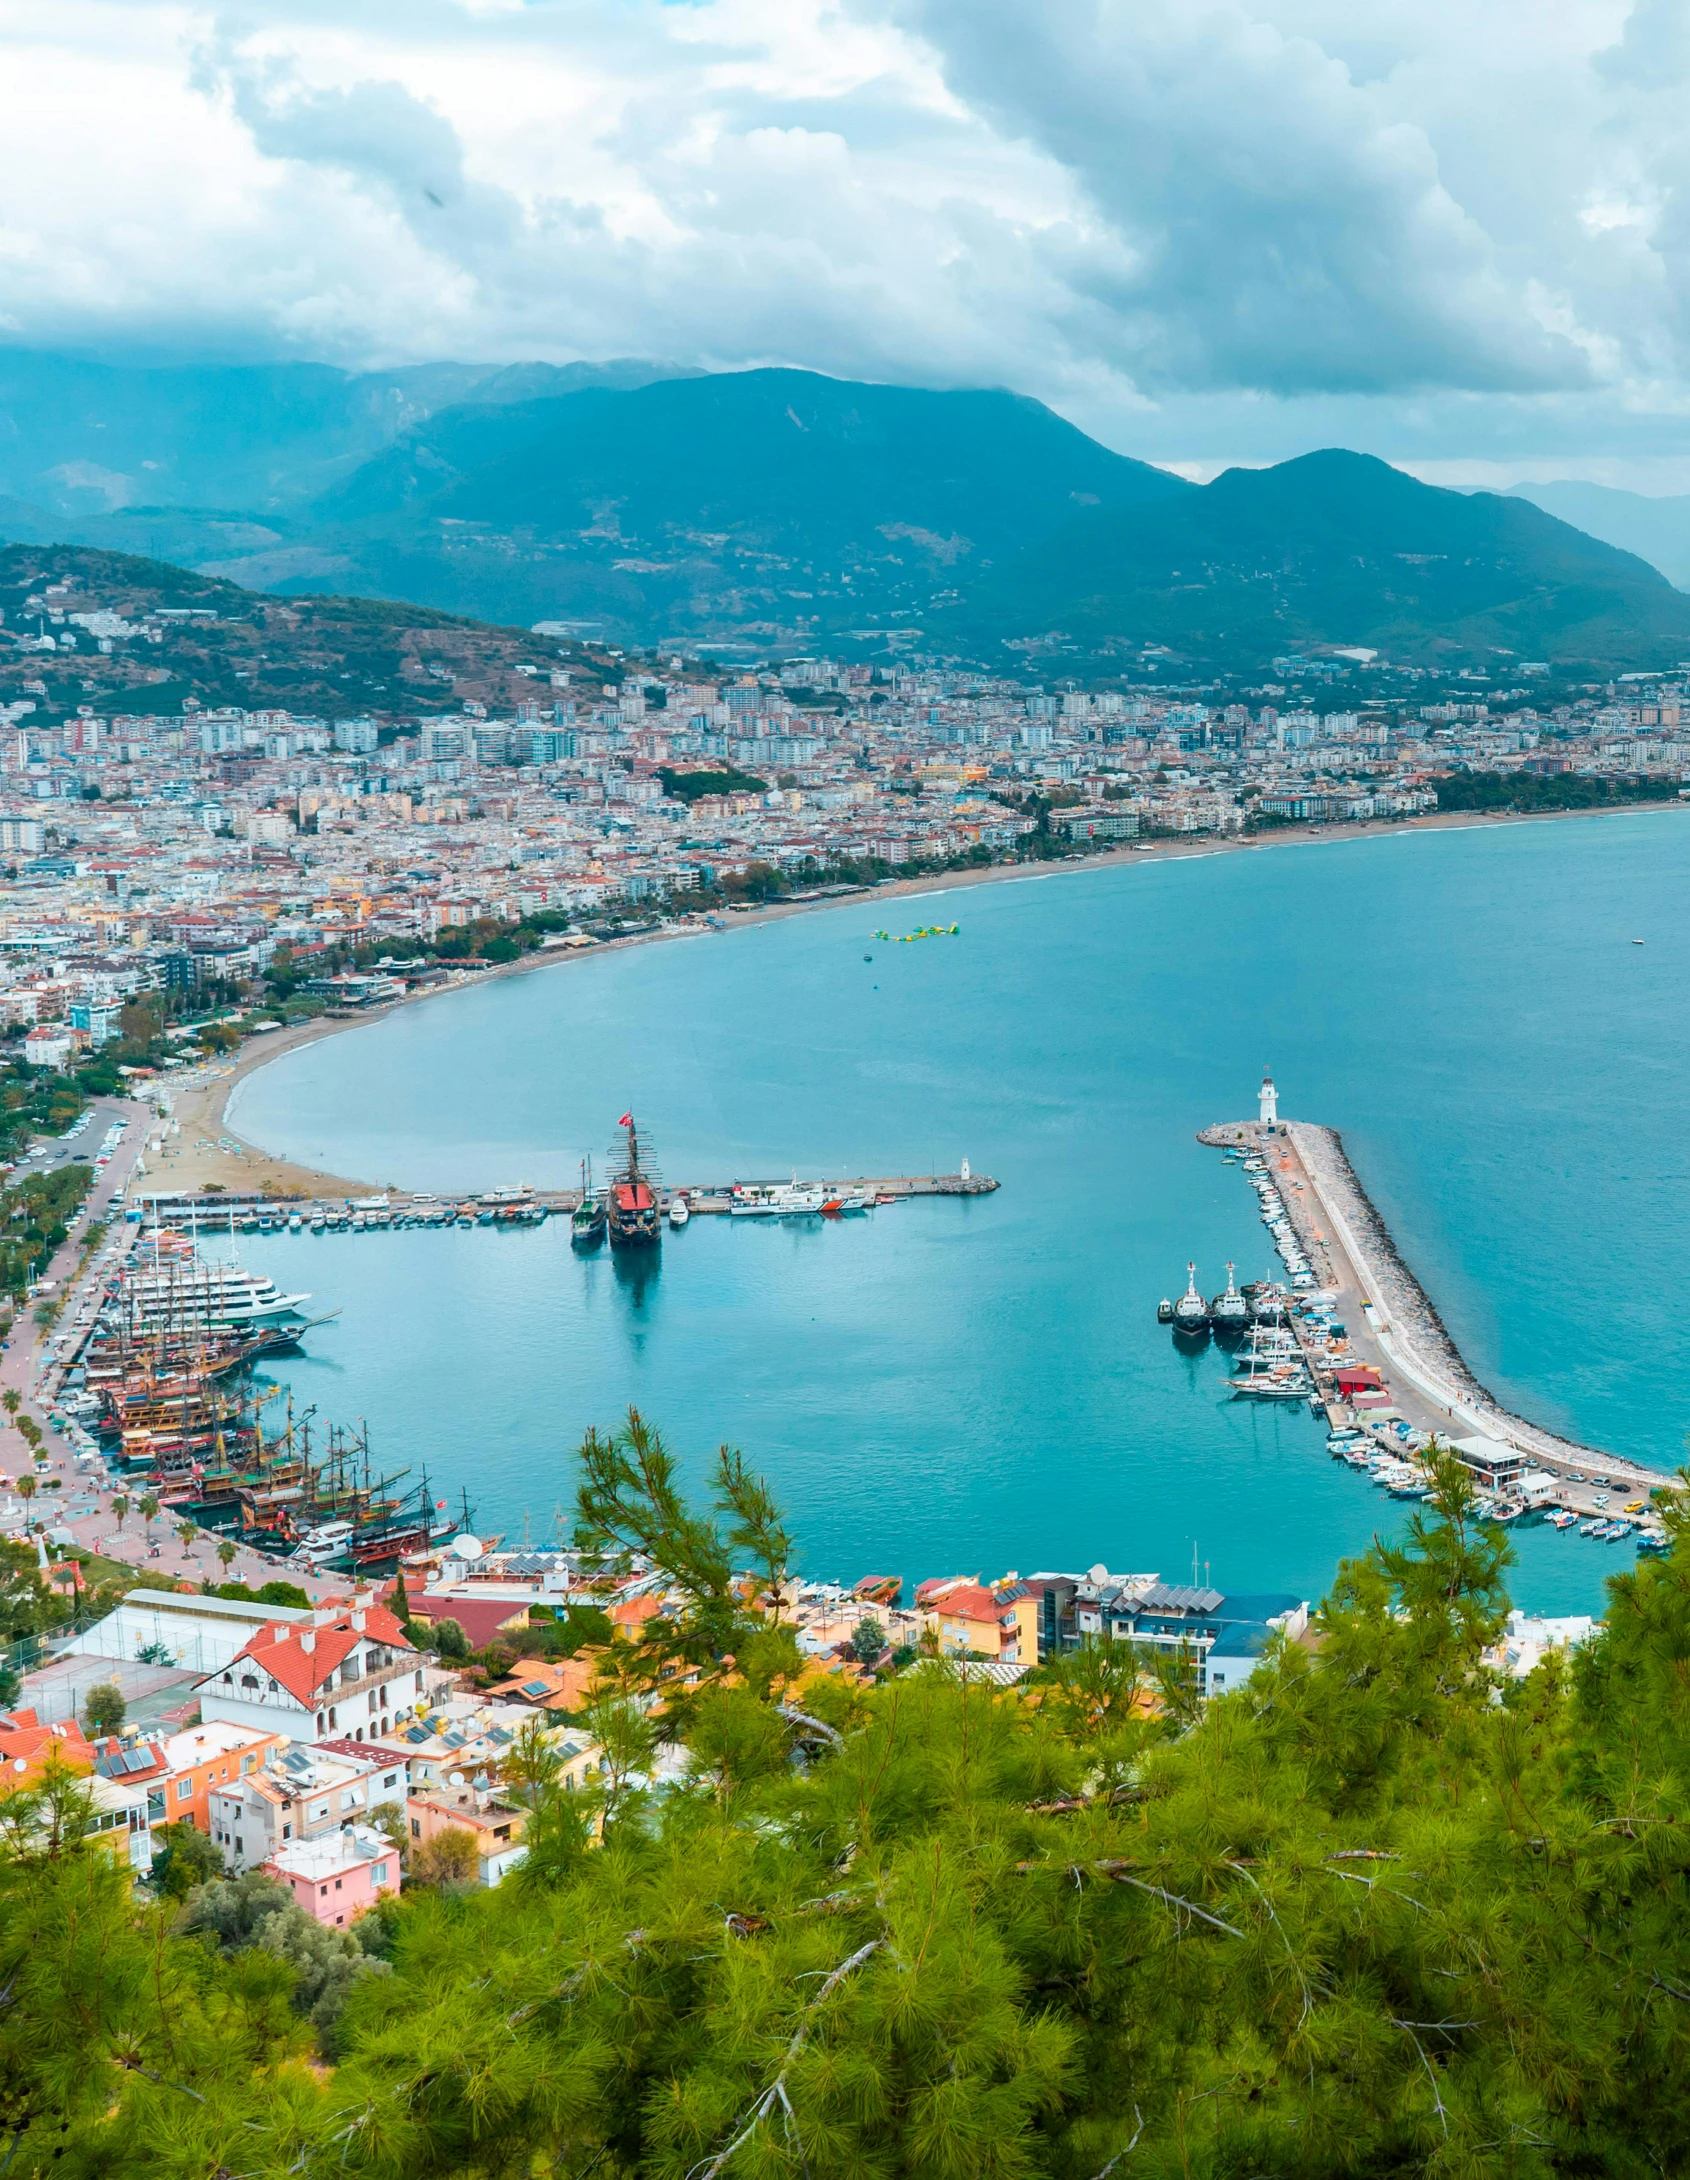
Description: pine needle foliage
12,1428,1690,2175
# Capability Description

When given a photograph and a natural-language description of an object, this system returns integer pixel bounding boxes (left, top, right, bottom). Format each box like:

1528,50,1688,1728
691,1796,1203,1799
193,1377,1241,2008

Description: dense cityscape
3,561,1689,1060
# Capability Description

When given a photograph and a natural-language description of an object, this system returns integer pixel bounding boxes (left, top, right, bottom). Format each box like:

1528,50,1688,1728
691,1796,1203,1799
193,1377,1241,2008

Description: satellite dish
448,1533,484,1560
447,1770,465,1786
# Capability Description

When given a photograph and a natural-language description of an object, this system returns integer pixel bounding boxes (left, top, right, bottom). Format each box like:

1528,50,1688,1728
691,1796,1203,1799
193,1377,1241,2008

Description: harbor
1182,1072,1675,1550
128,1164,997,1232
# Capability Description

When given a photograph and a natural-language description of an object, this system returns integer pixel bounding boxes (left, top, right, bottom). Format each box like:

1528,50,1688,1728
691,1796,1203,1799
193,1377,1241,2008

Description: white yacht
669,1195,691,1228
116,1258,310,1330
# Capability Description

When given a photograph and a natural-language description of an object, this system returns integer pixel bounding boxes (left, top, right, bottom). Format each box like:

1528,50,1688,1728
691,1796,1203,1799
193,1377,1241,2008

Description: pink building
262,1824,397,1928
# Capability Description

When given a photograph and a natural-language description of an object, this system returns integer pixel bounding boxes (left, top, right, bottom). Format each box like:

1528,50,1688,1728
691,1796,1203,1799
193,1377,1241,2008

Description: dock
1198,1116,1672,1503
131,1171,999,1227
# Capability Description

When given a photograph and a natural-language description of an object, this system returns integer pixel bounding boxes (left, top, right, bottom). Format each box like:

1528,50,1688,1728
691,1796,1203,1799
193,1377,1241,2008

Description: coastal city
2,564,1689,1058
16,0,1690,2153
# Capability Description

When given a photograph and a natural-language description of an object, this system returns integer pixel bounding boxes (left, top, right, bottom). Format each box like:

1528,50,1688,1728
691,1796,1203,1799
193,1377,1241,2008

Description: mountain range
2,349,1688,670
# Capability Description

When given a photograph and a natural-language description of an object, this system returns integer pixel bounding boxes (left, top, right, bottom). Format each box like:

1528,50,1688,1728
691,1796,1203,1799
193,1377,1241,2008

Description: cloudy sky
5,0,1690,480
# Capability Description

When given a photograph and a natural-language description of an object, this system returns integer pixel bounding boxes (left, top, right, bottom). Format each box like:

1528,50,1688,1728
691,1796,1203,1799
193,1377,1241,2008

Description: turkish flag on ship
618,1111,632,1126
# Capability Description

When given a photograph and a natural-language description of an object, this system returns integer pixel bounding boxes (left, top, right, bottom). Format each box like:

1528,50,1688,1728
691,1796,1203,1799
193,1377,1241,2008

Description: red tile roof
928,1584,1003,1623
0,1711,92,1781
218,1607,413,1706
404,1595,532,1650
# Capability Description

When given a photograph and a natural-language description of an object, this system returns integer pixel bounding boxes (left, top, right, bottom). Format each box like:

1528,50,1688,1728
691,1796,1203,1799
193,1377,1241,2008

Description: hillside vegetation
0,543,608,720
8,1417,1690,2178
5,351,1690,666
948,450,1690,668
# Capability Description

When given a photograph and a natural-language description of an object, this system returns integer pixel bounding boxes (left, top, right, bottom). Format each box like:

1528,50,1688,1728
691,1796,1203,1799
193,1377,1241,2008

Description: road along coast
1199,1115,1672,1497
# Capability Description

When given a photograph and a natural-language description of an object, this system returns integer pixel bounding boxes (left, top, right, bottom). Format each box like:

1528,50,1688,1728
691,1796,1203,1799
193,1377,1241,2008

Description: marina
1181,1072,1675,1552
33,1219,472,1576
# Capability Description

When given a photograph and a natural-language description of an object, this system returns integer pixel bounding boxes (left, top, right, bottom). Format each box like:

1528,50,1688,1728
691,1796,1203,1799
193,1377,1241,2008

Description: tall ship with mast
608,1112,662,1248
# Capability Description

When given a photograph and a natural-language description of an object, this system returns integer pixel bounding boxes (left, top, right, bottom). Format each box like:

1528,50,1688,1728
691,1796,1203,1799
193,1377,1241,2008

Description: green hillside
950,450,1690,667
0,542,610,719
260,367,1191,640
5,348,1690,666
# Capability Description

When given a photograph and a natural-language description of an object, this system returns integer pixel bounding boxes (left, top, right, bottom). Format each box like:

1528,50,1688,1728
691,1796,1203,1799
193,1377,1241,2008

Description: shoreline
191,795,1685,1203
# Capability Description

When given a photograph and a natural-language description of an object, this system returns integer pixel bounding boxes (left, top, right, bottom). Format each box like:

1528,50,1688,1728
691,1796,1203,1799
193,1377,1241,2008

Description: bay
226,810,1690,1616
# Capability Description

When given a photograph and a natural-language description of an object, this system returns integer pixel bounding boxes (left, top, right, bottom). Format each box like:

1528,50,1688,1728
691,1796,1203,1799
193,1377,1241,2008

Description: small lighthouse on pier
1258,1069,1279,1129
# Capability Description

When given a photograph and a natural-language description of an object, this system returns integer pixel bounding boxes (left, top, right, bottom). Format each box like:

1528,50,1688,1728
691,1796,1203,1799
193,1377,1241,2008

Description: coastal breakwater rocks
1284,1121,1667,1490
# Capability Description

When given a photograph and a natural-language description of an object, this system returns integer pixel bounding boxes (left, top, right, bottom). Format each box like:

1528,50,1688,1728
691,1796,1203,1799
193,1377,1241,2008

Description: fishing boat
608,1115,661,1248
1171,1265,1209,1338
571,1158,606,1246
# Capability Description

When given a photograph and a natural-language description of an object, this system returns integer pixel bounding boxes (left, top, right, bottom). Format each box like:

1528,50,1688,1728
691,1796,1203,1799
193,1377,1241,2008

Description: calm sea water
225,811,1690,1616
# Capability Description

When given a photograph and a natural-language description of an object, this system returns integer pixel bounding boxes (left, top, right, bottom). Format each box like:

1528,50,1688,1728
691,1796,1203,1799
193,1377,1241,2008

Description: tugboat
608,1114,662,1248
1157,1296,1175,1323
1209,1262,1251,1339
1171,1264,1209,1339
571,1158,606,1247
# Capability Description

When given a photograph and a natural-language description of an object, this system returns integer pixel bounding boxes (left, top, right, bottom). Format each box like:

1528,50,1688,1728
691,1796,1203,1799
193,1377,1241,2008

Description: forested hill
4,344,1690,667
0,542,612,720
10,1421,1690,2177
944,448,1690,669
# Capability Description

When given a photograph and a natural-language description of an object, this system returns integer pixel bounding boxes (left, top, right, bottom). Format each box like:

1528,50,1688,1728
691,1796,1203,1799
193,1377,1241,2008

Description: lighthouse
1258,1070,1278,1129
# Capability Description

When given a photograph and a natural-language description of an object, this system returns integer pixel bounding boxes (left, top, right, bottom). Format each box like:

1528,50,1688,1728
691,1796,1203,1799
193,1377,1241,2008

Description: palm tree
16,1474,35,1513
217,1539,237,1577
1,1389,19,1419
176,1521,196,1555
139,1494,159,1547
111,1494,129,1534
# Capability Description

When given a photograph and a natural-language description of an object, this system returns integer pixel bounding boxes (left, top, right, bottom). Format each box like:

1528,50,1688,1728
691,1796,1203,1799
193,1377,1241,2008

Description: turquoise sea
226,810,1690,1617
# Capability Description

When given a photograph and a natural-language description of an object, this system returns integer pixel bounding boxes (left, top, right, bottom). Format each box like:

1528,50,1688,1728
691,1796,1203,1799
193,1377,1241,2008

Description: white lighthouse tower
1258,1069,1279,1129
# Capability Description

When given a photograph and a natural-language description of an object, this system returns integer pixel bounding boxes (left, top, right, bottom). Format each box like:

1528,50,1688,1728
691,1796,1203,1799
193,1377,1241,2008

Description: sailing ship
608,1113,661,1248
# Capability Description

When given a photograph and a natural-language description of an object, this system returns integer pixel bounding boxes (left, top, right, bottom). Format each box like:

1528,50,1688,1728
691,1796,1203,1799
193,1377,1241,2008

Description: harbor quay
1195,1100,1672,1518
126,1166,998,1231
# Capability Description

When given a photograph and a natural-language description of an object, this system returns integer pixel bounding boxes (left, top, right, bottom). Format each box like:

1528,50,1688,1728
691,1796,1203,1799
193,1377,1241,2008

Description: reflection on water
610,1245,662,1312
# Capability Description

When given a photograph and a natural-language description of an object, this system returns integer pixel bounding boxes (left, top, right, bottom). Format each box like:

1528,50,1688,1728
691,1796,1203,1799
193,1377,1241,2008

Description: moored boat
571,1157,606,1246
1171,1264,1209,1339
1208,1262,1251,1338
608,1114,661,1248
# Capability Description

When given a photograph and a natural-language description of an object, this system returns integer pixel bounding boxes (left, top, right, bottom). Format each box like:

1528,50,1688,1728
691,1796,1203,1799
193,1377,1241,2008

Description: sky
4,0,1690,481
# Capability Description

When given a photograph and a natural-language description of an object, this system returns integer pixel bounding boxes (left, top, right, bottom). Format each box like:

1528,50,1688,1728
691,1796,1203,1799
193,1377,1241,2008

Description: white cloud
0,0,1686,461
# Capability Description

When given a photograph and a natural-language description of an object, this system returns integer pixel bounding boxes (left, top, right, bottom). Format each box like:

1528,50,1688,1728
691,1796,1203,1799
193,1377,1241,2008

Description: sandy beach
189,799,1688,1202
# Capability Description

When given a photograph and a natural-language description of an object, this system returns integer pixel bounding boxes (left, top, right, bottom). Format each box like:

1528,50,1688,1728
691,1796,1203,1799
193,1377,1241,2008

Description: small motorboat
669,1195,691,1229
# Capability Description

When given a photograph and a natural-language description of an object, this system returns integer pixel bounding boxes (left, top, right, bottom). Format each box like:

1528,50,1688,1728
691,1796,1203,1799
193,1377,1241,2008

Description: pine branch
685,1938,882,2179
1090,2104,1144,2177
1013,1857,1249,1938
506,1928,650,2028
778,1704,842,1746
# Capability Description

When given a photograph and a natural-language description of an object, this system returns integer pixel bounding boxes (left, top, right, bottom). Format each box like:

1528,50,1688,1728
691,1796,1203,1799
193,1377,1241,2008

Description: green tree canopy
10,1431,1690,2178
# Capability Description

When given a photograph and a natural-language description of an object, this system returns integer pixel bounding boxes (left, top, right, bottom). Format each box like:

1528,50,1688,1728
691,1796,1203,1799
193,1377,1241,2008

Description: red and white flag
618,1111,632,1126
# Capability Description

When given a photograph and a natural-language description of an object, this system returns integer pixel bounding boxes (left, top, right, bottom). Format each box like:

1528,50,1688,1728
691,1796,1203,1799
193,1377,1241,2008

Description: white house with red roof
194,1604,424,1746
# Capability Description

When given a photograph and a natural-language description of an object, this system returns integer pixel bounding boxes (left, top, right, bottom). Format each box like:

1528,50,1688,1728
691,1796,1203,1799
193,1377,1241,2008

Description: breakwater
1200,1115,1669,1493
